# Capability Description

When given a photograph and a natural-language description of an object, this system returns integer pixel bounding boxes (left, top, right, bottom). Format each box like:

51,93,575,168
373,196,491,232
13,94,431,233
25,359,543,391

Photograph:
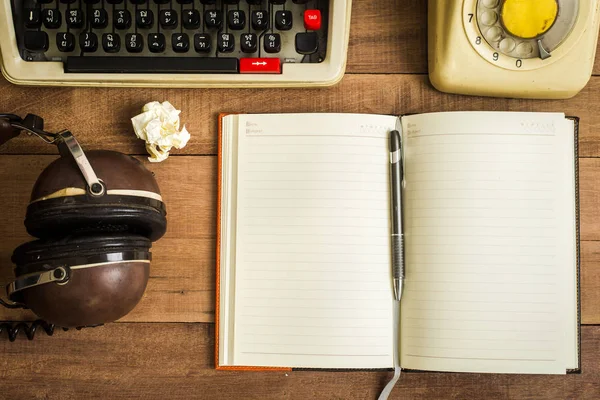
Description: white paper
131,101,190,162
399,112,575,374
231,113,398,369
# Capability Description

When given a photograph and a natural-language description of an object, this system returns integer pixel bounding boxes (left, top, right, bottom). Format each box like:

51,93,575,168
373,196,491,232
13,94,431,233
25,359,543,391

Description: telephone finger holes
464,0,582,70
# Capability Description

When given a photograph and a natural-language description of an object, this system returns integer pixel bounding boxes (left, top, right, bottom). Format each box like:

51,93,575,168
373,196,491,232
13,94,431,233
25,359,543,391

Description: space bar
65,57,239,73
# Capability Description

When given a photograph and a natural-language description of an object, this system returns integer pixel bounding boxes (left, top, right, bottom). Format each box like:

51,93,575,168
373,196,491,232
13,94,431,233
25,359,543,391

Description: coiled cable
0,320,56,342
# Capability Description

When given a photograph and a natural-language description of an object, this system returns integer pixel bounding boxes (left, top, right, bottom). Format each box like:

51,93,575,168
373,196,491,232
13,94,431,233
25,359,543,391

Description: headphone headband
0,114,106,197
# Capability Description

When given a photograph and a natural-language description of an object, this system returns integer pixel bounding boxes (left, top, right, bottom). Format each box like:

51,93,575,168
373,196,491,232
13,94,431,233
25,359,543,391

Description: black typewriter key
295,31,318,54
217,32,235,52
204,10,222,29
56,32,75,52
24,31,49,52
246,0,262,4
194,33,211,52
60,0,77,4
79,32,98,52
172,33,190,53
106,0,124,3
275,10,292,30
270,0,286,4
223,0,240,4
25,9,42,28
200,0,217,4
159,9,178,29
136,9,154,28
182,9,200,29
36,0,54,3
114,10,131,29
240,32,257,53
102,33,121,52
227,10,245,30
91,9,108,28
176,0,194,3
251,10,268,30
148,33,166,52
264,33,281,53
129,0,146,4
66,9,84,29
126,33,144,52
42,9,61,29
153,0,170,4
83,0,101,3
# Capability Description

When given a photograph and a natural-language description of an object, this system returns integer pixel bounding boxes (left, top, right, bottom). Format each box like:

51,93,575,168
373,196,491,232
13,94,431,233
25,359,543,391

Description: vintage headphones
0,113,167,339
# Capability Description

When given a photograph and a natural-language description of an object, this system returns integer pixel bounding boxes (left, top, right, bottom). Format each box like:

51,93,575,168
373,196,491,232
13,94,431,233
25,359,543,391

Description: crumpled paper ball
131,101,190,162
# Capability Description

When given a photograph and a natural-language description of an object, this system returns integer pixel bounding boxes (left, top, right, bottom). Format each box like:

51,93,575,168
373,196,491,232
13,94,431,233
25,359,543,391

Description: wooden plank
0,323,598,399
3,75,600,157
582,241,600,325
1,156,599,324
581,159,600,240
346,1,428,74
580,158,600,323
345,0,600,76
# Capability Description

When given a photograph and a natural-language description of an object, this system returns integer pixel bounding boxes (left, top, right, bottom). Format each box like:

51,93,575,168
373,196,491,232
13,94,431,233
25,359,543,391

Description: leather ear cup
25,195,167,241
23,150,167,241
10,234,151,328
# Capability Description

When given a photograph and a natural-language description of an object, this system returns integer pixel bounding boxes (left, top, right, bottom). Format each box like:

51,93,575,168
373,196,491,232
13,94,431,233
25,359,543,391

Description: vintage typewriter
0,0,351,87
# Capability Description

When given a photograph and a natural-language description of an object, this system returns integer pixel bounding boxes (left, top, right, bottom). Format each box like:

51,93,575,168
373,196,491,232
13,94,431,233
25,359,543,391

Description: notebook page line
232,113,398,369
399,112,570,374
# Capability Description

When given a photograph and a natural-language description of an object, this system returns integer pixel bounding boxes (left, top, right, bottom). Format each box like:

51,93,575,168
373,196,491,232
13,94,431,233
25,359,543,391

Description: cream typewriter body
0,0,351,88
429,0,600,99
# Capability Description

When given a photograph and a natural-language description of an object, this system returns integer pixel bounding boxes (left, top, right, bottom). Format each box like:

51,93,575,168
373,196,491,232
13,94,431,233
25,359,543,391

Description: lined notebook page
399,112,576,374
232,113,397,368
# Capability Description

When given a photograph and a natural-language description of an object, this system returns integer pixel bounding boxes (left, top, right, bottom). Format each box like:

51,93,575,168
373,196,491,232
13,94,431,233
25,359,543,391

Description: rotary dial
477,0,578,60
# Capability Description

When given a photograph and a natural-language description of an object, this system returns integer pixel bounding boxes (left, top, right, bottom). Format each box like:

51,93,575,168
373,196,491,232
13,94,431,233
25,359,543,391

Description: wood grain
2,75,600,157
581,159,600,239
582,241,600,325
1,3,600,397
346,1,428,75
345,0,600,76
0,323,598,399
1,156,598,324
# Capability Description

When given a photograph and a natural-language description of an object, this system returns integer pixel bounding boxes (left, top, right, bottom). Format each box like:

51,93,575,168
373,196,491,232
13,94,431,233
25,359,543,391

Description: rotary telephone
428,0,600,99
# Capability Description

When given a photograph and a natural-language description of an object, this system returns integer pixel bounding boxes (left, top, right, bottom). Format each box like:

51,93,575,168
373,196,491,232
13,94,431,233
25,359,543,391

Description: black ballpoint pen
389,129,404,301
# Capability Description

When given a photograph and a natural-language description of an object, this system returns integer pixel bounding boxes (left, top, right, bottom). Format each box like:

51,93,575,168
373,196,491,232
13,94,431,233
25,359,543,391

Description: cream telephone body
429,0,600,99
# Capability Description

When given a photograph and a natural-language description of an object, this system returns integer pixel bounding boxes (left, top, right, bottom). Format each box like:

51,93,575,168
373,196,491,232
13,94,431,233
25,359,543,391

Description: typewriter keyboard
11,0,329,74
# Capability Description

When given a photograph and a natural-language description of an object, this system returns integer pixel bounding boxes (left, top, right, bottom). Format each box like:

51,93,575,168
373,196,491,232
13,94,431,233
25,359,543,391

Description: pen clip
392,121,404,187
395,118,403,137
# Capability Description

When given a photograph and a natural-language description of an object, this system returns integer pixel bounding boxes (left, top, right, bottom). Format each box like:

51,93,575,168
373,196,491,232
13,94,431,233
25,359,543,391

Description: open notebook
216,112,580,374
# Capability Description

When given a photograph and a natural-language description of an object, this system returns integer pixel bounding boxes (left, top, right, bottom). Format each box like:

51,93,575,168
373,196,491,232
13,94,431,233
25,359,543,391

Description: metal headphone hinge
2,116,104,195
56,131,105,197
6,266,70,299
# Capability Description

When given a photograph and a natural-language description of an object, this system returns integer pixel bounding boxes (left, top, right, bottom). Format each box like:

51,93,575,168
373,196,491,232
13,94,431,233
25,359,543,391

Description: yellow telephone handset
428,0,600,99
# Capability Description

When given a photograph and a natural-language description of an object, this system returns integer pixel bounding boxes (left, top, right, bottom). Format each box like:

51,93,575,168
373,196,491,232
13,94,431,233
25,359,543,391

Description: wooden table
1,2,599,398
